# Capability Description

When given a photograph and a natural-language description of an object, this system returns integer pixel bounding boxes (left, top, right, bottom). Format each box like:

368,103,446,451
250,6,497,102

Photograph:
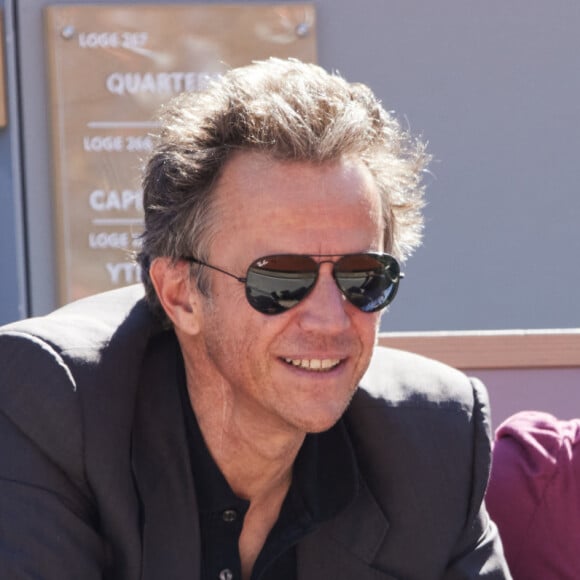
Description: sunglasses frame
182,252,402,315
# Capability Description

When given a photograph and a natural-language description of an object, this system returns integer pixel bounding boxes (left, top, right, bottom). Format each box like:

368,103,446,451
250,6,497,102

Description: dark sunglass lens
334,254,400,312
245,255,318,314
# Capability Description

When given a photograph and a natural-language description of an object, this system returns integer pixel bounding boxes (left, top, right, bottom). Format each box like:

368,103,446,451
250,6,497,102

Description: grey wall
2,0,579,330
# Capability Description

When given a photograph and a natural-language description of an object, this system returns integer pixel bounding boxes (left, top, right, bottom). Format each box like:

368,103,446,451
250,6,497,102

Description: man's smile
282,357,343,372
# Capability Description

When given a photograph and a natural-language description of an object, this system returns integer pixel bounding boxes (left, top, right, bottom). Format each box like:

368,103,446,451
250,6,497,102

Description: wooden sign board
44,3,317,304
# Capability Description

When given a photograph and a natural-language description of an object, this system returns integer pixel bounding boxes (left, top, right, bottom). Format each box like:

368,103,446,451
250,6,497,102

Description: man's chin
292,402,354,435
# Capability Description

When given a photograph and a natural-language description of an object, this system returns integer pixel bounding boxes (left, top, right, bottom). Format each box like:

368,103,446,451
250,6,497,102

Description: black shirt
178,362,359,580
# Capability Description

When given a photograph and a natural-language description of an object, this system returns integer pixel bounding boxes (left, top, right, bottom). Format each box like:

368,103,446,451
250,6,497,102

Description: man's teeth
283,358,341,371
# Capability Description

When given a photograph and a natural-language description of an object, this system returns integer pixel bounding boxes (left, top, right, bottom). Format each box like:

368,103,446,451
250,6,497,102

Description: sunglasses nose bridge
310,259,341,292
295,267,352,332
311,257,368,305
315,264,355,310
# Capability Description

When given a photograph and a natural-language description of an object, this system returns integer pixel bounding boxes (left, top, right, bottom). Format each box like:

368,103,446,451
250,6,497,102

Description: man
0,58,510,579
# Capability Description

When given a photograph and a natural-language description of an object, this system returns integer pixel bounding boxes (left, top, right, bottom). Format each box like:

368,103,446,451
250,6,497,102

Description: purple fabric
486,411,580,579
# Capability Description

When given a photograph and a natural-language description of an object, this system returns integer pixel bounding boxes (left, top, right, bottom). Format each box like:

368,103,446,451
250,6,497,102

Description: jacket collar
131,331,201,580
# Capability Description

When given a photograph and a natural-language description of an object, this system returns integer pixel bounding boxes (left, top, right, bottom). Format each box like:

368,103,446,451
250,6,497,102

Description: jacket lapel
298,477,397,579
131,331,201,580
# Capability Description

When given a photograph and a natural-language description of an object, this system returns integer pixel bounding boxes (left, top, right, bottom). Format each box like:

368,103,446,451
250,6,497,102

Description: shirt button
222,509,237,523
219,569,233,580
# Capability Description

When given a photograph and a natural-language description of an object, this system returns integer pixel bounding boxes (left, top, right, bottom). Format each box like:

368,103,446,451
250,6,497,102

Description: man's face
181,152,385,436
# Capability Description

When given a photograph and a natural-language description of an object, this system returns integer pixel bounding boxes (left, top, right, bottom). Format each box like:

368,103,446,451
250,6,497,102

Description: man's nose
296,265,351,333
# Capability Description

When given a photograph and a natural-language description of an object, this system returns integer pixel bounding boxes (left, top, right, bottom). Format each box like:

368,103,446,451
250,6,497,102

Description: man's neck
186,378,303,500
185,373,304,580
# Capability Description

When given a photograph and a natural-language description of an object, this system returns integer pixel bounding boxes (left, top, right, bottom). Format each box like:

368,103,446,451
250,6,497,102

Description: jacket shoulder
1,285,148,354
344,346,496,574
358,345,483,412
0,329,86,484
0,285,153,484
351,346,492,464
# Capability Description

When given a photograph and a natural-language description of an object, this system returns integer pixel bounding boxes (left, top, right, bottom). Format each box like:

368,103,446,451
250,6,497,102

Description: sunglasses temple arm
182,257,247,284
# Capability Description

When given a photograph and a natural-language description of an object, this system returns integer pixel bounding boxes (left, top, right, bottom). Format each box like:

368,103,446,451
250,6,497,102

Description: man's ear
149,257,202,335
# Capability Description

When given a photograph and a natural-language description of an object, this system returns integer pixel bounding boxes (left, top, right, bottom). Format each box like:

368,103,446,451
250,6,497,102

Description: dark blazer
0,286,510,579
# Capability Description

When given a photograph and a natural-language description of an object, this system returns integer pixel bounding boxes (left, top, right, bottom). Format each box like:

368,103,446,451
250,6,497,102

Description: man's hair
138,57,430,319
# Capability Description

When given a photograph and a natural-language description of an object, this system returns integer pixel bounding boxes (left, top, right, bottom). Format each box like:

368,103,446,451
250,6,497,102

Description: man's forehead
205,152,384,259
213,152,380,205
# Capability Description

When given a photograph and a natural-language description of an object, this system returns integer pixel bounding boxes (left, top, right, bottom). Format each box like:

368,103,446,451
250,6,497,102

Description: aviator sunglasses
182,252,403,315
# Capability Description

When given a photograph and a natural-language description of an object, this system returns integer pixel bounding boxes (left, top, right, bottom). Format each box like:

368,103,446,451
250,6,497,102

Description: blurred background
1,0,579,332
